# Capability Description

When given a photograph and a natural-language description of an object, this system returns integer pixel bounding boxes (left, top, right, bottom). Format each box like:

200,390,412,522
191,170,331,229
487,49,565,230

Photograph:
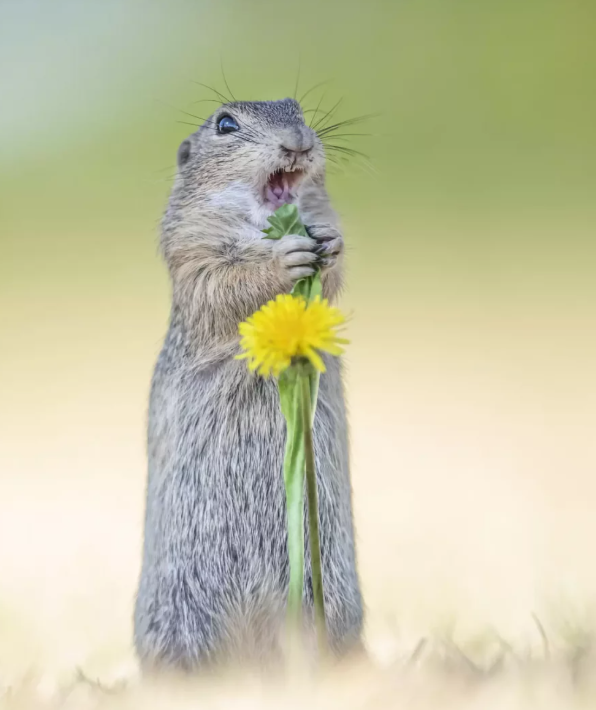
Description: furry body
134,99,363,670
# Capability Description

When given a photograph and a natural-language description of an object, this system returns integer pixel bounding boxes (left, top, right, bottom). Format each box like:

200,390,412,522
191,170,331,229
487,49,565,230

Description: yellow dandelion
237,294,349,377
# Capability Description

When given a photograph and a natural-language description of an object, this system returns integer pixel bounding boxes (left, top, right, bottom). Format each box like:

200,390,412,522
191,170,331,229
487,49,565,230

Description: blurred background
1,0,596,687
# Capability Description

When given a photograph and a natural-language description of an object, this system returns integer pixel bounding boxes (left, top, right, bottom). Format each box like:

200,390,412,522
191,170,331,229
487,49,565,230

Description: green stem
284,427,304,632
279,370,305,638
300,373,328,655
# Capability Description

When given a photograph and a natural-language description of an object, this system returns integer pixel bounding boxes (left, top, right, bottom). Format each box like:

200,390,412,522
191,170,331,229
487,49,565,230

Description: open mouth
264,167,305,209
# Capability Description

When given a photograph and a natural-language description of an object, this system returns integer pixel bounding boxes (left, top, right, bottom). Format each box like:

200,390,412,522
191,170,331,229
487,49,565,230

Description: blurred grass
4,637,596,710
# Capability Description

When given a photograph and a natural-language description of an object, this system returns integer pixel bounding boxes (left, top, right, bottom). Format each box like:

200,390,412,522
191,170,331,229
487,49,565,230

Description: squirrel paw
306,224,344,270
273,234,318,282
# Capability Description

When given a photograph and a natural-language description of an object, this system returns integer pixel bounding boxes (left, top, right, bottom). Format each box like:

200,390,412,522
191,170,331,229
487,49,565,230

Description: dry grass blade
532,613,551,660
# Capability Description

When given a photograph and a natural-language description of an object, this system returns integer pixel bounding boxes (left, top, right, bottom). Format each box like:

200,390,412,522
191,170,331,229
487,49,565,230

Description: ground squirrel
134,98,363,671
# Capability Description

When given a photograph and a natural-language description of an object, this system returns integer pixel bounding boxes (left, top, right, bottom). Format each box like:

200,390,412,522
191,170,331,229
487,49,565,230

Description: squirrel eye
217,115,239,134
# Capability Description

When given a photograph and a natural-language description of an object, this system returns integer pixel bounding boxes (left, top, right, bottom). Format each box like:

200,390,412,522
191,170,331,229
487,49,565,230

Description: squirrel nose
280,127,314,156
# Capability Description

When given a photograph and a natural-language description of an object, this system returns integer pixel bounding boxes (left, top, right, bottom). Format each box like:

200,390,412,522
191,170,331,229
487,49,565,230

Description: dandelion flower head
237,294,348,377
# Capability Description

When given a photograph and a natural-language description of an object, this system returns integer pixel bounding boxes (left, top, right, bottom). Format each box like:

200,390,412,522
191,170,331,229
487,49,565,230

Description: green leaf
308,369,320,426
278,364,322,639
290,278,309,299
262,204,309,240
278,368,306,627
291,271,323,303
309,271,323,301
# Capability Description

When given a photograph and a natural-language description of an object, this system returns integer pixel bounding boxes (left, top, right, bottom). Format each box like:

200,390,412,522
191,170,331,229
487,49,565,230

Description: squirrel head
172,98,326,226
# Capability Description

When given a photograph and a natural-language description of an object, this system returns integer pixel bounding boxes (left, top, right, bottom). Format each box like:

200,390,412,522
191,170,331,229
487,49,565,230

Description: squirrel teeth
264,166,305,207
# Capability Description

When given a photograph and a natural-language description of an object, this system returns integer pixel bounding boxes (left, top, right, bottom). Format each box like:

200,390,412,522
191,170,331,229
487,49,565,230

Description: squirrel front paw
272,235,318,283
306,224,344,270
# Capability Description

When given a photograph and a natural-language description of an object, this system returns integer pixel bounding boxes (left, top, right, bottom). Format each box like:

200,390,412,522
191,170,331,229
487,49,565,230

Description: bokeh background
1,0,596,694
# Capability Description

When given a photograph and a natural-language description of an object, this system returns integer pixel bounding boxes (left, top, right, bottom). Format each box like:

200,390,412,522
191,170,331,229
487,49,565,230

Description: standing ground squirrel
134,98,363,671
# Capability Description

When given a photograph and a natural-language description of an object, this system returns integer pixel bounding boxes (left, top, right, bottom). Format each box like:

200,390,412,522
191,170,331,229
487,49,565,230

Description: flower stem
278,369,305,649
300,373,328,655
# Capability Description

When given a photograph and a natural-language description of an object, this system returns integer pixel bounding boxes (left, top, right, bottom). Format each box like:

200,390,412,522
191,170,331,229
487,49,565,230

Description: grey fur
134,98,363,671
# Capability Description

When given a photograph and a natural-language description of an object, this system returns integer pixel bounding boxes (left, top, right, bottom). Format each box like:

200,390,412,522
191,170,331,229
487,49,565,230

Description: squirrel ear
177,139,192,167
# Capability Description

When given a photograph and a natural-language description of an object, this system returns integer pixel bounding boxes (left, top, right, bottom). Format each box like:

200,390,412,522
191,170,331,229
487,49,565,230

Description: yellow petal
303,347,326,373
236,292,348,378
